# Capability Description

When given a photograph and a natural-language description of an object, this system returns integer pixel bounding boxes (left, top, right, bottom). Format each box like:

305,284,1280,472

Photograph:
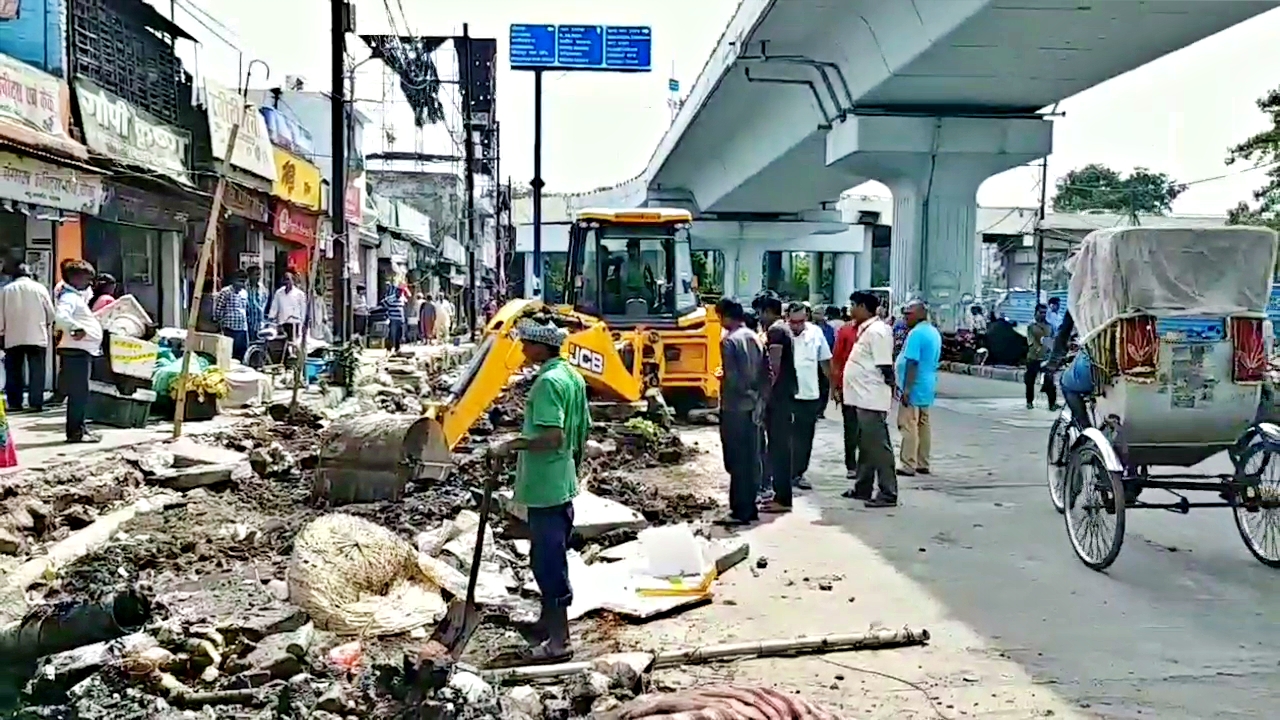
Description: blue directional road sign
509,24,556,68
604,26,652,71
509,24,652,72
556,25,604,67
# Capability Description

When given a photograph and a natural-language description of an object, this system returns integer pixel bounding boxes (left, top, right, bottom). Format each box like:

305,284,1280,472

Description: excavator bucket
312,412,455,505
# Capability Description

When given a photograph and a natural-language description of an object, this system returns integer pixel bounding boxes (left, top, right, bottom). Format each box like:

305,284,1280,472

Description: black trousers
1025,360,1058,407
720,409,761,522
765,398,795,507
4,345,46,411
817,373,830,416
528,502,575,608
57,349,92,441
791,398,821,480
388,319,405,352
841,403,860,476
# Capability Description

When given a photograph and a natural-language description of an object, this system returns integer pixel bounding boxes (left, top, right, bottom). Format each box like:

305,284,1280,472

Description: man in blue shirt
1046,311,1093,427
895,300,942,475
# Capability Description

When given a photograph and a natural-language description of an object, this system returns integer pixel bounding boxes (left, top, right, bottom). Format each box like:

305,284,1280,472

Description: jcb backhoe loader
315,208,726,495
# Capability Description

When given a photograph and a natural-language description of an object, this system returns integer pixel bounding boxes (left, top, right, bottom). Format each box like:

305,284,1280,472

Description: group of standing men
0,258,116,446
717,291,943,524
211,267,309,361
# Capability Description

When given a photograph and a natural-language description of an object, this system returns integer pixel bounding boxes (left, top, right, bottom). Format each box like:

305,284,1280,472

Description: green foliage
1225,87,1280,233
1051,163,1186,217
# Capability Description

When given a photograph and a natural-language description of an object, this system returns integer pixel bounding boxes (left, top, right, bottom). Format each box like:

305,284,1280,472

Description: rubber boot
545,605,573,658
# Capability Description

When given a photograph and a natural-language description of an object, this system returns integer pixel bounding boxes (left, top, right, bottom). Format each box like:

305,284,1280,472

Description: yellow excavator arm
417,298,645,471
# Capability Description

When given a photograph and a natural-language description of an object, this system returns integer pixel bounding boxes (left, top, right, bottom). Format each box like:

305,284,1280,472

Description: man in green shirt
494,318,590,663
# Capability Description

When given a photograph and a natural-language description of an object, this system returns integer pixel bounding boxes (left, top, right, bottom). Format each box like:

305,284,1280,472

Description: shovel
417,453,498,668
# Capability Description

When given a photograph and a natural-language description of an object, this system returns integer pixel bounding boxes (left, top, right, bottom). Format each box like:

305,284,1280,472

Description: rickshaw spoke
1234,439,1280,567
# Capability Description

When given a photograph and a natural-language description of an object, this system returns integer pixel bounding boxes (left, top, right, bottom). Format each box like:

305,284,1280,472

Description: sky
151,0,1280,216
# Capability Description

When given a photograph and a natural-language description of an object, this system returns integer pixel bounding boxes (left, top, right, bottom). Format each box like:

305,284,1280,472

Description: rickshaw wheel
1046,415,1070,514
1232,437,1280,568
1064,441,1126,571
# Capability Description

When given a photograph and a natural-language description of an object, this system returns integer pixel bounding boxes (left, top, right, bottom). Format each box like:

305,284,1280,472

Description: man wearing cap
495,319,590,663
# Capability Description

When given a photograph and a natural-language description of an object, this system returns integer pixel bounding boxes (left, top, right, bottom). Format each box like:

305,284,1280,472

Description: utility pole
491,121,501,301
531,68,543,298
460,24,478,333
1034,155,1049,298
330,0,348,339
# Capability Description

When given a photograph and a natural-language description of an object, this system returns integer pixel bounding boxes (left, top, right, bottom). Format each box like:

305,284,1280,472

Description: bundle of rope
288,513,447,637
597,686,841,720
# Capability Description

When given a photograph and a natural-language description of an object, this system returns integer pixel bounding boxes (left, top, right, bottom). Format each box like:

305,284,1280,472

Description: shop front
0,52,104,291
265,145,324,289
75,77,205,326
204,175,270,283
269,200,321,288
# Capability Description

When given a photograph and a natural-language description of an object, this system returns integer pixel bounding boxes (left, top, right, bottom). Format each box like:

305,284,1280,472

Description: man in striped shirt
381,282,406,352
213,271,250,360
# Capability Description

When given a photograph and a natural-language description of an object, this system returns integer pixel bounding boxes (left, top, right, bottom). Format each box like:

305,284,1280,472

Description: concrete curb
939,361,1024,383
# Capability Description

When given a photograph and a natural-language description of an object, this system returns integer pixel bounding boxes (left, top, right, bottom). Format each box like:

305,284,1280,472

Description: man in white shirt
786,301,831,490
268,270,308,341
436,295,454,341
0,263,55,412
843,291,897,508
54,260,103,443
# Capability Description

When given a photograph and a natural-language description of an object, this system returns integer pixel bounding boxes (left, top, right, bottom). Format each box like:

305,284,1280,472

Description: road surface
803,372,1280,718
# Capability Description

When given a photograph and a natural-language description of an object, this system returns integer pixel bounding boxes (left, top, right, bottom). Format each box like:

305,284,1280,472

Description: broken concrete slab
150,461,255,490
165,437,249,467
499,490,646,540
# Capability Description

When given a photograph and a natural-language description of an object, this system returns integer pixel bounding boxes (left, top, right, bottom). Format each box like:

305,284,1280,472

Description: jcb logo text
567,344,605,374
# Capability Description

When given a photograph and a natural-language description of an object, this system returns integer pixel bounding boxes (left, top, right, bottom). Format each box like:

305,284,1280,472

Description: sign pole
174,62,269,438
532,67,544,298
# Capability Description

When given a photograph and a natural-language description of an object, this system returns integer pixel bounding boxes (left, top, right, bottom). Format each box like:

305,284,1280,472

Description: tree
1225,87,1280,233
1051,163,1186,217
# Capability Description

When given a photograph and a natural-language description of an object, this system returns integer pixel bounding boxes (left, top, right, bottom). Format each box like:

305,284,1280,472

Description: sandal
758,501,792,514
486,641,574,669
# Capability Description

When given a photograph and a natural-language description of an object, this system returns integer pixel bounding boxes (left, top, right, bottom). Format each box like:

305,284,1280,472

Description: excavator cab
563,208,720,415
565,208,698,327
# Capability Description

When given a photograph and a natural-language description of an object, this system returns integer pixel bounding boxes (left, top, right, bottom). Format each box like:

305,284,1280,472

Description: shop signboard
75,78,191,186
204,78,276,182
344,173,363,224
0,150,103,213
223,181,269,223
99,180,206,231
272,201,319,247
271,146,322,211
0,52,64,137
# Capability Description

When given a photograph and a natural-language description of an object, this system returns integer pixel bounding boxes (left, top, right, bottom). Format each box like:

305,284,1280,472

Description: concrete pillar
807,252,822,303
826,114,1052,329
736,244,764,300
833,252,856,307
856,248,873,290
720,252,737,298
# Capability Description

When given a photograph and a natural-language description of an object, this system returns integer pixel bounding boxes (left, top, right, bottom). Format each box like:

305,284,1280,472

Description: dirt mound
589,472,720,525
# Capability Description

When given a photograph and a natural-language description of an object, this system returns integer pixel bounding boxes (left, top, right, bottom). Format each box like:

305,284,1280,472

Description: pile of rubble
0,360,735,717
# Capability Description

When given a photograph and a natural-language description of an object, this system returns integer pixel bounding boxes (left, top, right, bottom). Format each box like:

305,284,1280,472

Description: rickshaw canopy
1066,225,1278,345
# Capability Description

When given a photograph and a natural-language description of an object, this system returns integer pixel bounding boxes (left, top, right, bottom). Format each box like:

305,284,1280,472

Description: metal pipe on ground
0,589,151,665
481,628,931,684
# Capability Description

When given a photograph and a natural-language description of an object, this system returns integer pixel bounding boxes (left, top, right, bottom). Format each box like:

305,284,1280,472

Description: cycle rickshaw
1045,226,1280,570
